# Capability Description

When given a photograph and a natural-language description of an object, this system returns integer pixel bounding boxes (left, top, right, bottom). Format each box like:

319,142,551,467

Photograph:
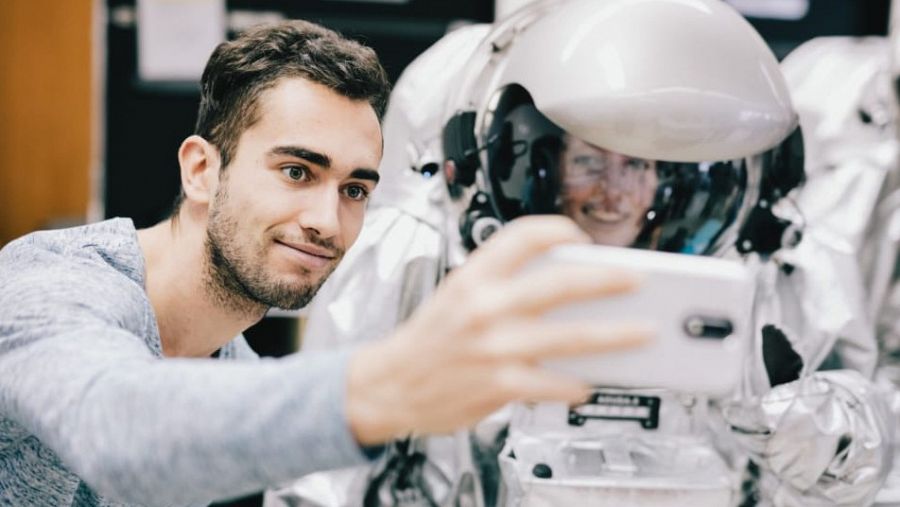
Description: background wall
0,0,95,247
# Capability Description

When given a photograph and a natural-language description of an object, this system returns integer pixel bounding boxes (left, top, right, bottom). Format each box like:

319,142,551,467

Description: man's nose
297,186,341,239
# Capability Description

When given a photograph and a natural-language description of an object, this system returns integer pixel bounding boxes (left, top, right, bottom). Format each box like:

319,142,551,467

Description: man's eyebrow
269,146,331,168
350,168,380,184
269,146,378,183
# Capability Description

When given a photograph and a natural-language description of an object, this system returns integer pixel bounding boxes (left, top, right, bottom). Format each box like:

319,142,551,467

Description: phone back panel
534,245,755,396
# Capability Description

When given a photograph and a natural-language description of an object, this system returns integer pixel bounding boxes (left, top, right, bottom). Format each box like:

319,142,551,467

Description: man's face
560,137,658,247
205,77,382,310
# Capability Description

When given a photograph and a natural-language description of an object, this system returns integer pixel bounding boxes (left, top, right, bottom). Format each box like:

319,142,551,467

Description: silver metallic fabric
781,36,900,353
725,371,893,506
781,36,900,505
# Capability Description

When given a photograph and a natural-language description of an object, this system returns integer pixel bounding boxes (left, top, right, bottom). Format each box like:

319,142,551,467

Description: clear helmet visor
482,85,755,255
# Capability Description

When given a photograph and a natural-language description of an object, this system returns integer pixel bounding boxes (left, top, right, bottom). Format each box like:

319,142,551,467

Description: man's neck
137,217,264,358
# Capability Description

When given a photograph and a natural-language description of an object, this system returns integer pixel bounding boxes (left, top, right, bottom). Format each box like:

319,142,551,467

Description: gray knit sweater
0,219,370,506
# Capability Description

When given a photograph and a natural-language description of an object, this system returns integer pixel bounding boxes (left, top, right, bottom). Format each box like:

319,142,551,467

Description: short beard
203,187,339,316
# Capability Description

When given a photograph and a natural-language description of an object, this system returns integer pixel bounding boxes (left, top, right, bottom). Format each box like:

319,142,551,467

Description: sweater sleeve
0,246,373,506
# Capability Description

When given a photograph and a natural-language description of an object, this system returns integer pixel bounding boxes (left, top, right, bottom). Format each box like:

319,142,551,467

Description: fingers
372,215,658,438
460,215,590,281
474,320,652,363
487,363,591,406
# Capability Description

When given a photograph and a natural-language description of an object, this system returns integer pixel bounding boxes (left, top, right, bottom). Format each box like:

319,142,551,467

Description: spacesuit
777,4,900,504
266,1,893,506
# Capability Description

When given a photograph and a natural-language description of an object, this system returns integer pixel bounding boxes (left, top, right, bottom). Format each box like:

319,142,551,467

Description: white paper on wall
725,0,810,21
137,0,226,83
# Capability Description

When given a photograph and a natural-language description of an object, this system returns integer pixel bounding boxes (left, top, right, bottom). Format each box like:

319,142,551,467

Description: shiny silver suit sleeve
724,370,893,506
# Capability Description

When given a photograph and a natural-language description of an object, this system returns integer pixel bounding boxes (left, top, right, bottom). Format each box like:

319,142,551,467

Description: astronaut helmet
440,0,805,256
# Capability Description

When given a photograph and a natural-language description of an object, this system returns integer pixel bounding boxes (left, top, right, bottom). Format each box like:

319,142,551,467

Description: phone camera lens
684,316,733,339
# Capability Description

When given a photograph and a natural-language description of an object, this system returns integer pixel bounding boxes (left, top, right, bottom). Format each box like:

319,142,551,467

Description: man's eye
343,185,369,201
282,166,309,181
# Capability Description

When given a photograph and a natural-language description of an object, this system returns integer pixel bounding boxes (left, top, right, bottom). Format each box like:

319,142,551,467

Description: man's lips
274,240,337,270
275,239,336,259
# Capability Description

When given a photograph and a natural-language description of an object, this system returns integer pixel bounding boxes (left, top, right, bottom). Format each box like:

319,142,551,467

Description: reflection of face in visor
480,85,752,256
560,136,659,247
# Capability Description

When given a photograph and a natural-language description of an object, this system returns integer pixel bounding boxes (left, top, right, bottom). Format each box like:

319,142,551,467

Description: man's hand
346,215,650,446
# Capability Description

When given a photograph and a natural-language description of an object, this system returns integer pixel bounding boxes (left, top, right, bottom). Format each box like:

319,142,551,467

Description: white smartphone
530,244,755,397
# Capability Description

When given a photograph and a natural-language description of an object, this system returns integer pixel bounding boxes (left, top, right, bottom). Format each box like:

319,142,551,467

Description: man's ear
178,135,221,206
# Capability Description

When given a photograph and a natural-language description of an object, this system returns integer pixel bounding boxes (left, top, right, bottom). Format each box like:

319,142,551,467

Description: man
0,20,647,506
